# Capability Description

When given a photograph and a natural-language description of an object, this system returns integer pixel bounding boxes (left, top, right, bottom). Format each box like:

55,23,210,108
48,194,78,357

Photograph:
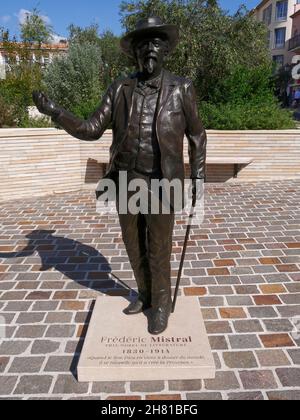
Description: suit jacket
53,70,207,195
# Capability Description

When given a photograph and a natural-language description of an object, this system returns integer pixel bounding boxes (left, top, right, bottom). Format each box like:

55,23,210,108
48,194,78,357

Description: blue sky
0,0,259,39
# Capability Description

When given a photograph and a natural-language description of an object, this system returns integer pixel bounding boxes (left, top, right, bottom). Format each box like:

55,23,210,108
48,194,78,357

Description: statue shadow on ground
0,229,138,380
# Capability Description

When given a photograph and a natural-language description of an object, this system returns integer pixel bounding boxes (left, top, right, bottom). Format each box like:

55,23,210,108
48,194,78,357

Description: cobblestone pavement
0,180,300,400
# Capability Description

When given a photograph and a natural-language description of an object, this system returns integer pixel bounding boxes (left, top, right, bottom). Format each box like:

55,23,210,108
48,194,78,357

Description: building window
266,30,271,48
263,5,272,25
273,54,284,68
276,1,288,21
275,27,286,48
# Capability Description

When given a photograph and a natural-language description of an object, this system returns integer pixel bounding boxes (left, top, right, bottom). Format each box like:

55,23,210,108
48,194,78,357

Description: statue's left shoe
148,307,171,335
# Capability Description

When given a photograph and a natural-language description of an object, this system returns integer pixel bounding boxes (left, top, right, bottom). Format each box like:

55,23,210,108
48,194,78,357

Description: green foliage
200,98,296,130
68,23,101,45
119,0,295,129
20,8,53,44
19,116,54,128
43,42,104,119
0,96,16,127
0,61,43,127
120,0,270,101
67,24,132,85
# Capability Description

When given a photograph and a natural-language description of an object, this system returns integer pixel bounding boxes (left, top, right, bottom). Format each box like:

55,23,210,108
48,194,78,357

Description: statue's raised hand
32,91,61,118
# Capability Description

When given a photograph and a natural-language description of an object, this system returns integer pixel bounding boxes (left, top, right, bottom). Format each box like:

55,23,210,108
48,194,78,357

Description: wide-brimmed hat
120,16,179,58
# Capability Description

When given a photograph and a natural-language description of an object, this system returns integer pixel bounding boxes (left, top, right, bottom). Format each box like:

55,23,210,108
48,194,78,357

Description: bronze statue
33,17,207,335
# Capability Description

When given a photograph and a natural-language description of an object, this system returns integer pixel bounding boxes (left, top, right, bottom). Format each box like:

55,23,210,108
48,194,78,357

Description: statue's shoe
148,307,171,335
123,299,151,315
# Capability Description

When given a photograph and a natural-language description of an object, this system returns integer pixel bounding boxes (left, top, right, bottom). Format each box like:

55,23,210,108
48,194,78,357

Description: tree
20,8,53,45
67,24,132,86
43,42,104,119
120,0,270,101
68,23,101,45
0,26,43,127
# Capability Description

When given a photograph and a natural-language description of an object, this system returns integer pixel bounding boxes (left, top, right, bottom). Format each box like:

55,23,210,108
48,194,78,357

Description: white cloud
0,15,11,24
50,34,67,44
16,9,51,25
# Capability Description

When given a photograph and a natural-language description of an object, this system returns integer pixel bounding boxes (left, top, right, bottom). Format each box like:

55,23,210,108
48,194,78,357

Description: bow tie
137,76,161,90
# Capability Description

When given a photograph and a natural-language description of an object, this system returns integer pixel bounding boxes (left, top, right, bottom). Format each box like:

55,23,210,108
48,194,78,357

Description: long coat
54,69,207,194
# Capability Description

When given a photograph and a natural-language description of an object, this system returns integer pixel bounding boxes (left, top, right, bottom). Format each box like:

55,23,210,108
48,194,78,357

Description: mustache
144,53,158,59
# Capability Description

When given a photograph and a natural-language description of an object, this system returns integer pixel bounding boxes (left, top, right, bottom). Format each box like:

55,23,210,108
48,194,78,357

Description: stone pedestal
77,297,215,382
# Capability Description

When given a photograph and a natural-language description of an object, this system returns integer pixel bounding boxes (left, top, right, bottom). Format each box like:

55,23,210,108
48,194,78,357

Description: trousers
116,170,175,309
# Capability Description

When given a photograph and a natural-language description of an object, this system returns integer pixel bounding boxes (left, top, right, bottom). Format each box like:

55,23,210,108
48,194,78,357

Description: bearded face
133,35,169,77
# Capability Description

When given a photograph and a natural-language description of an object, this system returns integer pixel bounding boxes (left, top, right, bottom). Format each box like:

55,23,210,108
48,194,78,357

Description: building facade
289,5,300,54
0,41,68,79
252,0,300,67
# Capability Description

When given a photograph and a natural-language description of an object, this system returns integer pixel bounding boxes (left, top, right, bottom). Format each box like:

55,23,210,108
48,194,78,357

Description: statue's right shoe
123,298,151,315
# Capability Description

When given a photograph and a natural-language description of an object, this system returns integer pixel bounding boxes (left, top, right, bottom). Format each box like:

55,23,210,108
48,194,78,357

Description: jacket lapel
157,70,178,118
122,77,137,120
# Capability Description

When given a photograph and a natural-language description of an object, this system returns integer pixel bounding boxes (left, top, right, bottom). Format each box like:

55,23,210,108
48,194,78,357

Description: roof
250,0,271,14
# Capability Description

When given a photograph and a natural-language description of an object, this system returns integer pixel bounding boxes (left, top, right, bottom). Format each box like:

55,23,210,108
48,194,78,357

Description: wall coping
0,128,299,139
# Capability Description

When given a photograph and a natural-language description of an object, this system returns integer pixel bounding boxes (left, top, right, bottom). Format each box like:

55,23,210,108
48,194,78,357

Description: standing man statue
33,17,207,335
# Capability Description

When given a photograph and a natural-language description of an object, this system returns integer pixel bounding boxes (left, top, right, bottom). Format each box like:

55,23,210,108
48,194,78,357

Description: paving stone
204,372,239,391
60,301,86,310
0,376,18,395
168,380,201,392
209,336,228,350
219,308,247,319
253,295,282,306
45,325,76,338
14,375,53,395
229,334,261,349
32,301,59,311
145,394,181,400
263,274,291,285
227,392,264,401
260,334,295,348
205,321,232,334
239,370,277,390
233,320,263,333
184,287,207,296
45,312,73,324
287,349,300,365
106,395,142,400
248,306,278,318
276,368,300,387
44,356,75,373
31,340,61,355
16,312,46,324
263,319,294,332
226,296,253,306
3,302,32,312
235,285,260,295
9,357,44,373
280,294,300,305
267,391,300,401
207,286,233,295
277,305,300,317
15,325,47,338
130,381,165,393
256,350,291,367
25,291,52,300
92,382,126,394
187,392,222,400
0,340,31,355
199,296,224,307
53,374,89,394
259,284,286,294
223,351,258,369
0,357,10,373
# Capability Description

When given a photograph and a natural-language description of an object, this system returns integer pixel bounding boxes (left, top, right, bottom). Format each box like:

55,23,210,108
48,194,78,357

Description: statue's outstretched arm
32,85,114,141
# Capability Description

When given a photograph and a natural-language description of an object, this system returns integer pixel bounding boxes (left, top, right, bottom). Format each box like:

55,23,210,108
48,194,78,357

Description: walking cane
172,193,197,314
